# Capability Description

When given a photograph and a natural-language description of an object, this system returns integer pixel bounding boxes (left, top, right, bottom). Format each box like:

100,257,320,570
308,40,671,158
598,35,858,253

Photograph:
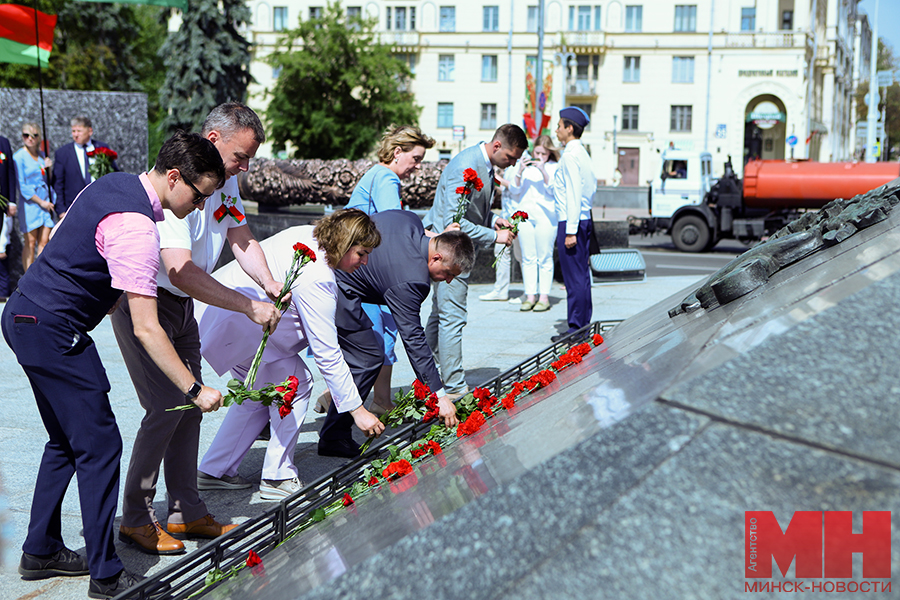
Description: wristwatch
185,381,202,401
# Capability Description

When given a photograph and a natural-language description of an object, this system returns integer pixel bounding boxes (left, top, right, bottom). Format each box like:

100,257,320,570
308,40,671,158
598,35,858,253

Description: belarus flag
0,4,56,68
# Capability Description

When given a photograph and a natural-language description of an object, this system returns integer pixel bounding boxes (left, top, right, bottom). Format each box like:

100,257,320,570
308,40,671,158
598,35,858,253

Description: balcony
567,79,597,98
724,32,801,49
380,31,420,50
565,31,606,52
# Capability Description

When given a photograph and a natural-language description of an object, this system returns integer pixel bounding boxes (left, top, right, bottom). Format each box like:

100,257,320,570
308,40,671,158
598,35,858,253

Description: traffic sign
877,70,895,88
865,91,880,105
786,135,798,147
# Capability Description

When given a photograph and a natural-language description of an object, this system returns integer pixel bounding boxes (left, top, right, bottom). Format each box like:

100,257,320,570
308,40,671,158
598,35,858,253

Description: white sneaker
259,477,302,500
507,296,522,305
479,291,508,301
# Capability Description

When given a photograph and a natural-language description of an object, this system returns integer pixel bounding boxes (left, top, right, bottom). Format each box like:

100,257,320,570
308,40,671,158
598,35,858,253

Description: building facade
244,0,862,184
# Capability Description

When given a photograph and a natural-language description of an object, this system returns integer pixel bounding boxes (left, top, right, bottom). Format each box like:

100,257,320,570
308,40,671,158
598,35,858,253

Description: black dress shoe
19,547,89,580
550,333,569,343
88,569,169,599
317,438,361,458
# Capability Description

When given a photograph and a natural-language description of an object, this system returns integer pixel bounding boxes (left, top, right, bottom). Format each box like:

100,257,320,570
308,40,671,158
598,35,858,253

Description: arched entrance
744,95,787,163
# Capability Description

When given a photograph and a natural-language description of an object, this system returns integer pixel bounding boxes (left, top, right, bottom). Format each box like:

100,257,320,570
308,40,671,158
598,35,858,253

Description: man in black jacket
318,209,474,457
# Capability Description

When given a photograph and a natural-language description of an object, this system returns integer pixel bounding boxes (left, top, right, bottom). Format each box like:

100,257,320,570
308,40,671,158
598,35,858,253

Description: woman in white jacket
508,135,559,312
194,209,384,500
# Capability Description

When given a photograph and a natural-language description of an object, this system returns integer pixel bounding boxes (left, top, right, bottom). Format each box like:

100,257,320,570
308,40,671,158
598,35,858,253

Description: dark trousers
1,290,124,579
556,220,593,331
319,317,383,443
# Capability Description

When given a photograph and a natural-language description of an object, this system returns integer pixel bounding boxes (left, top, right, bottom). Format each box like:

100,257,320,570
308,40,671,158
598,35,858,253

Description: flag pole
32,0,50,191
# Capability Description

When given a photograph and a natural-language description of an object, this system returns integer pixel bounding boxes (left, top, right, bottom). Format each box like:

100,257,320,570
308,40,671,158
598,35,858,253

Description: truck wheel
671,215,710,252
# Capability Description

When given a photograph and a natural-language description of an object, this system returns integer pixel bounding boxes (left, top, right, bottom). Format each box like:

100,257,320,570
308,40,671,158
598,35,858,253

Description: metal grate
116,320,621,600
590,248,646,282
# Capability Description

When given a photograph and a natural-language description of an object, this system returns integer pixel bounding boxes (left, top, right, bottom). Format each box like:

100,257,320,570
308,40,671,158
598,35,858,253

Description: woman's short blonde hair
21,122,40,135
376,124,435,164
534,134,560,162
314,208,382,267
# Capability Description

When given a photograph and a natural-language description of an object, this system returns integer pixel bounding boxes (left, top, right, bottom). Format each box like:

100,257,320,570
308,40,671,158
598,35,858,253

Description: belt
158,287,191,303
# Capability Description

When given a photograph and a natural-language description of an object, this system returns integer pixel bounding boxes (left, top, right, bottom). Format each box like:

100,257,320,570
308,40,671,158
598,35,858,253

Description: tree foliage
158,0,252,135
0,0,165,95
855,38,899,160
266,1,421,160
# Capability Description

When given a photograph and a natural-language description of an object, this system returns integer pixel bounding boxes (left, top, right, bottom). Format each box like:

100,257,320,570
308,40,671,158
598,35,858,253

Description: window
623,56,640,82
674,5,696,32
671,105,692,131
346,6,361,19
273,6,287,30
437,103,454,128
438,54,455,81
622,105,639,130
574,55,591,93
781,10,793,30
741,7,755,31
625,5,642,32
440,6,456,31
396,52,417,74
527,5,539,32
387,6,416,30
594,6,602,31
481,103,497,129
483,5,499,32
672,56,694,83
482,55,498,81
569,5,591,30
439,150,452,160
309,6,322,19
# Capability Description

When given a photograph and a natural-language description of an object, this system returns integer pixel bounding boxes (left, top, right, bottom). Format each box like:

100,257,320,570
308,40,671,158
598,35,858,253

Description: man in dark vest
1,131,225,600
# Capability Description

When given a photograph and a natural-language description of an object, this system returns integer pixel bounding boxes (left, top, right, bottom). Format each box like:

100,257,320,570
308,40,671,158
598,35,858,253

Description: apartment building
245,0,862,184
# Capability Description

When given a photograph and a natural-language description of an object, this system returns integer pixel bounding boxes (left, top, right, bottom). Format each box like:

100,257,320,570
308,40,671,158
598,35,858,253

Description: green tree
158,0,252,135
266,1,420,160
856,38,899,161
0,1,165,94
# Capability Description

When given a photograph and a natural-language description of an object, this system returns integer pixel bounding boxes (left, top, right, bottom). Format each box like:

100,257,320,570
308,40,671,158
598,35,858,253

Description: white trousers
518,218,556,296
199,354,312,481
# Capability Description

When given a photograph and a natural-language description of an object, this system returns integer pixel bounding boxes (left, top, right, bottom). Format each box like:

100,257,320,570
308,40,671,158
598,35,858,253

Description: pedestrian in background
509,135,559,312
552,107,596,342
13,123,54,272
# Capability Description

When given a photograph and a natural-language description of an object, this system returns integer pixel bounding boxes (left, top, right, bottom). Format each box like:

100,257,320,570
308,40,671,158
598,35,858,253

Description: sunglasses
182,174,212,205
22,132,39,139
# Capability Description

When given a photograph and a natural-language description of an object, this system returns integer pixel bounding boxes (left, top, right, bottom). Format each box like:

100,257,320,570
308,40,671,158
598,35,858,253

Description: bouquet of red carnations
452,168,484,223
88,147,117,180
359,379,438,454
491,210,528,268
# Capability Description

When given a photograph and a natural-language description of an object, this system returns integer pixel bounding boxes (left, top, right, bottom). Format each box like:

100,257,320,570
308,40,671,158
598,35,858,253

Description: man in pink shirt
2,131,226,600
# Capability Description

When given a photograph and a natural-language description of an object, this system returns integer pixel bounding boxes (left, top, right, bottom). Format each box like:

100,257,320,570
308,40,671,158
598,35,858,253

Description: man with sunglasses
3,131,225,599
110,102,285,556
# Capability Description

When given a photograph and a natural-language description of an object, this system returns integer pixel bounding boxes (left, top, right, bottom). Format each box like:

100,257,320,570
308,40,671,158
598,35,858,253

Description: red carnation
463,168,478,183
473,387,492,402
500,393,516,410
382,459,413,480
367,476,379,486
411,446,427,458
473,178,484,191
427,440,443,455
246,550,262,568
455,186,471,195
275,386,286,393
422,393,440,422
592,334,604,346
342,493,354,506
457,410,487,437
413,379,431,400
278,398,292,419
287,375,299,390
512,210,529,220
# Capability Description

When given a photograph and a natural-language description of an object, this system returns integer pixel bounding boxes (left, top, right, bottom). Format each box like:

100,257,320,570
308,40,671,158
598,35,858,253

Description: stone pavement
0,271,702,600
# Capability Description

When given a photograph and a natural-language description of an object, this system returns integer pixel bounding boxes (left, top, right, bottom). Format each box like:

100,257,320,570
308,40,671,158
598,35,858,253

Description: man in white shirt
552,106,596,343
111,103,284,555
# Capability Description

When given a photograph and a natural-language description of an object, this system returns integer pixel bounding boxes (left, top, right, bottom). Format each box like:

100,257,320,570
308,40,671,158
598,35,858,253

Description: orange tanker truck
644,150,900,252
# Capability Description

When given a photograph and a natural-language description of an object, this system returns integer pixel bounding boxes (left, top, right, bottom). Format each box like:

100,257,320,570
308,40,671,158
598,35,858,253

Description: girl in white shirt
508,135,559,312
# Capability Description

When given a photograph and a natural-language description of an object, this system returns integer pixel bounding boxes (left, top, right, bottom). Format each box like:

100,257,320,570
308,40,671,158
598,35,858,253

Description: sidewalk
0,273,703,600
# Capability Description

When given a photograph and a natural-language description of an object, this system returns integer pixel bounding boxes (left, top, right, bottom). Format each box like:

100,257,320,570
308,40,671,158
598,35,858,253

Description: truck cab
650,150,716,251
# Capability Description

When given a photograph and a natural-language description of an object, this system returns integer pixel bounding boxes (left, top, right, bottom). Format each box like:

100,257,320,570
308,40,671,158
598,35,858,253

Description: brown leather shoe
119,522,185,555
167,514,238,540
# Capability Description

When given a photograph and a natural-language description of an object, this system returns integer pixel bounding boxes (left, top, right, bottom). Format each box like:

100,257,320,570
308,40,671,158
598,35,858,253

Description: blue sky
857,0,900,61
